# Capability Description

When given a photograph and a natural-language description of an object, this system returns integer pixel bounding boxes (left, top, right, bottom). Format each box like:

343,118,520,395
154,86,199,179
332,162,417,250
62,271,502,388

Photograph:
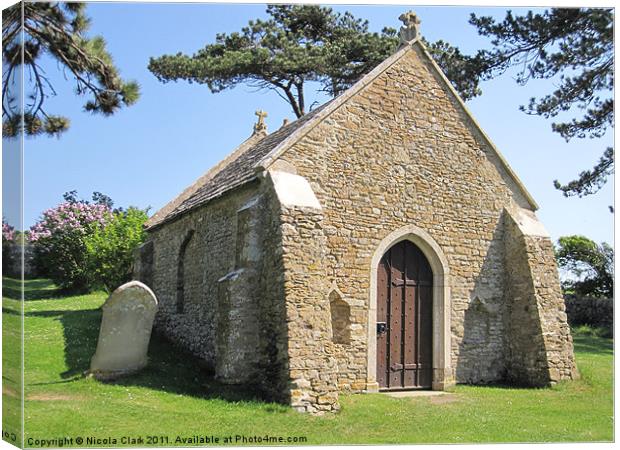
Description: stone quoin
134,11,578,414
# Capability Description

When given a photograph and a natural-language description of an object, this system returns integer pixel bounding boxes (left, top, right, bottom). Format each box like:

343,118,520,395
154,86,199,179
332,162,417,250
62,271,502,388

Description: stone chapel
134,12,578,413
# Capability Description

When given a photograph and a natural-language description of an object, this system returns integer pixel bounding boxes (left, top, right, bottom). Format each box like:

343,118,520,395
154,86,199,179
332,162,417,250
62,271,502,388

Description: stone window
176,230,195,313
329,290,351,345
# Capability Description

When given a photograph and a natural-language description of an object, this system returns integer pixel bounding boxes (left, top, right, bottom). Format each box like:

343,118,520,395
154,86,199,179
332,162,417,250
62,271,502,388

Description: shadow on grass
572,334,613,356
25,306,266,405
112,333,265,404
453,380,553,391
2,306,20,316
3,277,61,301
26,308,100,379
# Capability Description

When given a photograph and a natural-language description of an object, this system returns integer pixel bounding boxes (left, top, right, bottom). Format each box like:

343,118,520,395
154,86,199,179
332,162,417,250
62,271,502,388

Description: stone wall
279,203,339,412
564,297,613,330
253,185,290,404
214,194,263,384
329,291,352,345
503,208,578,386
137,177,297,406
275,43,534,387
136,183,259,371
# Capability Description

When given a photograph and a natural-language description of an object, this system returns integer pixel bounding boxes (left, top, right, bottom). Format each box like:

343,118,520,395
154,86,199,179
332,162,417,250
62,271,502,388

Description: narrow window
330,290,351,344
176,230,195,313
138,241,154,287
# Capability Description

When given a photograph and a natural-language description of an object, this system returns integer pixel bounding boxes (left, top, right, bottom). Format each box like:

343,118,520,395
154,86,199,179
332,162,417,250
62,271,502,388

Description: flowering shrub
84,207,149,292
3,220,15,242
2,219,16,275
30,201,112,291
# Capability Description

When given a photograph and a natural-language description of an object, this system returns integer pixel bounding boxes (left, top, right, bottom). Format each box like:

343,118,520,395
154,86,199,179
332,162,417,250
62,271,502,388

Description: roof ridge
145,112,325,230
145,132,266,229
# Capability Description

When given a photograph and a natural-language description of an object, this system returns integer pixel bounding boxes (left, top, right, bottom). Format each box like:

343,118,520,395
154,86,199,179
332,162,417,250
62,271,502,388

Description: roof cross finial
253,109,268,135
399,10,421,45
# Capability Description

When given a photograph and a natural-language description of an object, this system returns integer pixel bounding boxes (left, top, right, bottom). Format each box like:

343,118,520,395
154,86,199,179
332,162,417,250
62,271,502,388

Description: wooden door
376,240,433,390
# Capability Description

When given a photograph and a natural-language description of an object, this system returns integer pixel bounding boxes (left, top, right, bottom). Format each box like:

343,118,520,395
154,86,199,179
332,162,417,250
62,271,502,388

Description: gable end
257,39,538,211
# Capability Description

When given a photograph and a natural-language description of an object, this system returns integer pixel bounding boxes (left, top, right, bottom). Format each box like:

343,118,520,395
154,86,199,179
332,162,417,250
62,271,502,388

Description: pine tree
148,4,480,119
150,6,613,200
2,2,140,137
467,8,614,197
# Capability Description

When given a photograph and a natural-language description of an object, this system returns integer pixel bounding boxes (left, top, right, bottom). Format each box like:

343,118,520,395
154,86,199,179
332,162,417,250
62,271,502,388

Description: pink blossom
2,220,15,242
29,202,112,243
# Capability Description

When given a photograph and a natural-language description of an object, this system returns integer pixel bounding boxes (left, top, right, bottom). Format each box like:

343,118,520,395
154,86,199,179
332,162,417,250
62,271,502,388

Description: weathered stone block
90,281,158,380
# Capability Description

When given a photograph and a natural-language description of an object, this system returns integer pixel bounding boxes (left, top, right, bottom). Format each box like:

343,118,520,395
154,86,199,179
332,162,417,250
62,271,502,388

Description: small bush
84,207,148,292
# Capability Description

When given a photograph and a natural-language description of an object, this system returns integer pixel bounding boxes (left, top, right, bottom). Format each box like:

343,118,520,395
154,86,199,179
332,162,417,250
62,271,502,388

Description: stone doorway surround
366,224,454,392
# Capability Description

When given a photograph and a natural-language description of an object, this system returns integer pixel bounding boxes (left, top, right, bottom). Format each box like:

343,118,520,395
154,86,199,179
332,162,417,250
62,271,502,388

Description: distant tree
91,191,114,210
63,190,117,211
149,6,613,200
62,190,80,204
2,2,139,137
30,190,147,292
556,235,613,298
466,8,614,198
148,4,481,118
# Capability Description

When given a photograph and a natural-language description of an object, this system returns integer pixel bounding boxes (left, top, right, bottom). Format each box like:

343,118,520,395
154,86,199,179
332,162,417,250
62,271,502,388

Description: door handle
390,363,404,372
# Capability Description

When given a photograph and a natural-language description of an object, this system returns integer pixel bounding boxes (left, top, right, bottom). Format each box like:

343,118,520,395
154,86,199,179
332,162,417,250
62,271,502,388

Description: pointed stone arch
176,229,195,314
367,224,453,391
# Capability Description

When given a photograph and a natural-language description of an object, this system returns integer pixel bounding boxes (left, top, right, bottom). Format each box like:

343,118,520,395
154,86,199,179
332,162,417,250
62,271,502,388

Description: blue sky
3,2,614,246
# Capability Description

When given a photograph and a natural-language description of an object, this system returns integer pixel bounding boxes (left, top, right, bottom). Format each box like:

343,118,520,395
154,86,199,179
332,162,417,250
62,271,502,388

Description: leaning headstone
89,281,158,380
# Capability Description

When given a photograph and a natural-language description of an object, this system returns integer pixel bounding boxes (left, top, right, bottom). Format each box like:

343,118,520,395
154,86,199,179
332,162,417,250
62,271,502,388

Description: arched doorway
367,224,452,392
377,240,433,389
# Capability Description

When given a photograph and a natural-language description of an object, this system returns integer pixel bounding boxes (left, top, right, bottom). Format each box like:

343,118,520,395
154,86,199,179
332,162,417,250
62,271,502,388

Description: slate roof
145,99,334,229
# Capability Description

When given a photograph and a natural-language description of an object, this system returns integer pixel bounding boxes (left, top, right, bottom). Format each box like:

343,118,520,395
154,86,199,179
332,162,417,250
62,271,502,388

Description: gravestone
90,281,158,380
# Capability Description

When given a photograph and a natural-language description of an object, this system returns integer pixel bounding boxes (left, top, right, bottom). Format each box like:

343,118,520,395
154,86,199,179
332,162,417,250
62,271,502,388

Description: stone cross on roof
253,110,268,135
399,10,421,45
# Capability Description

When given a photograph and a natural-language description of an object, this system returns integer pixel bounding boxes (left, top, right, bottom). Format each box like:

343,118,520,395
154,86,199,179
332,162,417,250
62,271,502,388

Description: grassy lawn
2,277,614,446
2,278,23,447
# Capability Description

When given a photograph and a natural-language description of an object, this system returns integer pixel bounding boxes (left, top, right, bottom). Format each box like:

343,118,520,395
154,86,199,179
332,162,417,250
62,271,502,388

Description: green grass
2,278,614,446
2,278,23,447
